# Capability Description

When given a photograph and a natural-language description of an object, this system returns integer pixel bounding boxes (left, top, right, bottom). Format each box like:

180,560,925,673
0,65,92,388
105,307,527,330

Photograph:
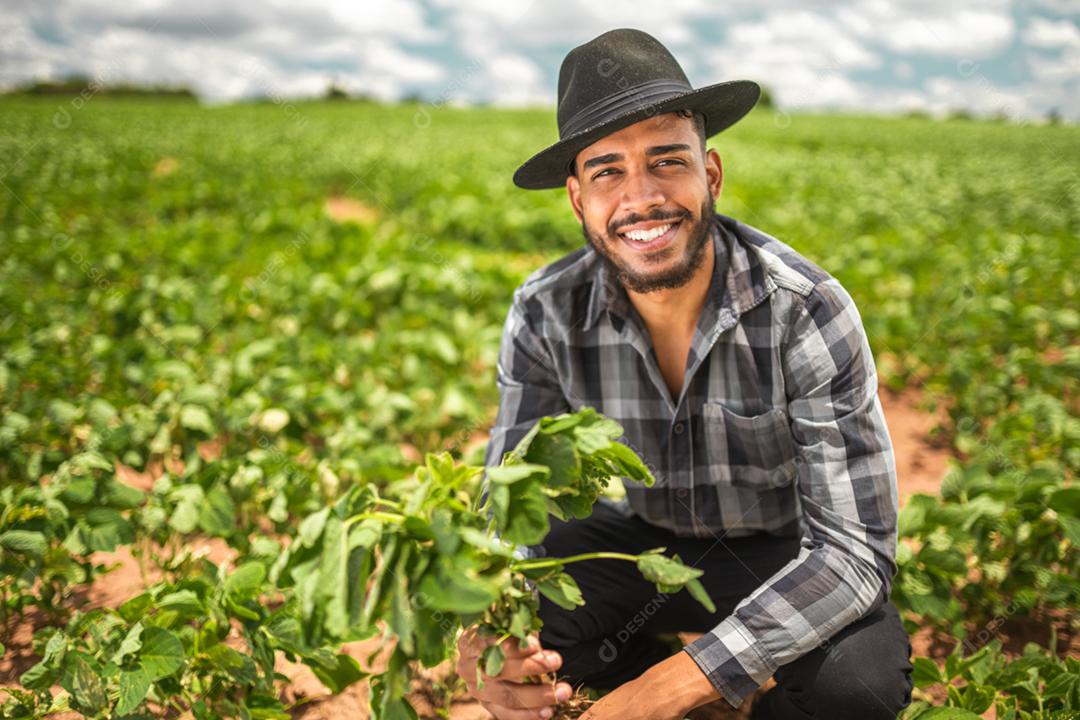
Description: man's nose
619,167,666,216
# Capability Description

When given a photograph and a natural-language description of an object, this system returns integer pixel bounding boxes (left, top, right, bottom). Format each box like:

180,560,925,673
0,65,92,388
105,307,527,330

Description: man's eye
657,158,684,167
593,168,618,179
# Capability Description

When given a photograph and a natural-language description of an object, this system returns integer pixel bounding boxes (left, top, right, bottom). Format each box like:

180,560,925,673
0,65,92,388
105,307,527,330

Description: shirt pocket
700,402,799,489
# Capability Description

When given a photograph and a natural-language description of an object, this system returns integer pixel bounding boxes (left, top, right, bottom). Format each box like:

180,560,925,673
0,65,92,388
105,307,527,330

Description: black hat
513,28,760,190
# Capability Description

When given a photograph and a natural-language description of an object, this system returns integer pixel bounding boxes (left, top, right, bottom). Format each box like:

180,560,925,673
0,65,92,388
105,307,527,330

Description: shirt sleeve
482,288,572,558
684,277,899,708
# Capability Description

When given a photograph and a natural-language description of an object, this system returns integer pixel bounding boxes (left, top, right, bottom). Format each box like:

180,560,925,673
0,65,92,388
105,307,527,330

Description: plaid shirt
483,210,899,708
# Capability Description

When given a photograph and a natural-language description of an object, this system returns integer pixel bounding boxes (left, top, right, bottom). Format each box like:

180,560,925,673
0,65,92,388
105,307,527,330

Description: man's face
566,112,724,294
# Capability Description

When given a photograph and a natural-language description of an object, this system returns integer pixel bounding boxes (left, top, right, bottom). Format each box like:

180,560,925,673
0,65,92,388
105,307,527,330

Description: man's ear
566,172,584,224
705,148,724,199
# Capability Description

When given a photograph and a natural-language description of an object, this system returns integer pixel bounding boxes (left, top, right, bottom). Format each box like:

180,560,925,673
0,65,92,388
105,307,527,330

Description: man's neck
625,228,716,337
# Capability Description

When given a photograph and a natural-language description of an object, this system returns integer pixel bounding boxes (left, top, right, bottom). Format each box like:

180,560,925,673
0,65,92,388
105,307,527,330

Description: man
457,28,914,719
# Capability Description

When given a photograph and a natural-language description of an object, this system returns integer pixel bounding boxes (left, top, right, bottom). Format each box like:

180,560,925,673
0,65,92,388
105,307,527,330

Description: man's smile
615,217,684,253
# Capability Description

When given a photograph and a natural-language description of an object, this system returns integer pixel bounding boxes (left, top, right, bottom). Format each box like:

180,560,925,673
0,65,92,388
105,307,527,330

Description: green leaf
205,644,258,684
482,644,505,678
63,653,108,715
496,476,549,546
102,478,145,508
138,626,185,680
601,441,656,485
912,709,983,719
390,562,415,655
912,656,943,687
179,404,215,434
59,477,96,504
115,666,152,716
417,562,500,614
485,463,550,485
19,660,56,690
523,432,580,487
157,589,204,617
112,622,144,665
536,572,584,611
571,412,624,453
636,552,703,590
0,529,47,558
168,485,204,533
298,507,331,548
198,484,236,536
317,515,349,637
43,631,67,667
685,577,716,613
307,653,367,694
225,562,266,600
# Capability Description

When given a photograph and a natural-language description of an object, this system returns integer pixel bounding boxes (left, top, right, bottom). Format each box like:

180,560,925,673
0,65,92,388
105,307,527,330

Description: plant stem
347,510,405,526
512,551,640,571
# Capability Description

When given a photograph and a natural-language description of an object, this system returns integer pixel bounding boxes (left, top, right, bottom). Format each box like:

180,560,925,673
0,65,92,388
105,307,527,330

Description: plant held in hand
271,407,715,719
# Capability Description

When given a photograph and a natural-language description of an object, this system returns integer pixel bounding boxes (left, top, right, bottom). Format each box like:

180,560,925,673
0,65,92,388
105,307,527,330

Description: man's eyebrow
646,143,692,156
581,144,694,172
582,152,622,171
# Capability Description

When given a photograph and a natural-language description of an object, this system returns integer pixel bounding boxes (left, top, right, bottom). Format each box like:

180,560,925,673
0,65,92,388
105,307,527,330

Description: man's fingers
501,633,543,658
457,643,554,684
497,649,562,679
459,629,542,660
458,626,488,657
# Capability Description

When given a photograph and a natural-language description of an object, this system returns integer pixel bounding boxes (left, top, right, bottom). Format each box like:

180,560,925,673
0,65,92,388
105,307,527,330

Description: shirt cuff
683,616,777,708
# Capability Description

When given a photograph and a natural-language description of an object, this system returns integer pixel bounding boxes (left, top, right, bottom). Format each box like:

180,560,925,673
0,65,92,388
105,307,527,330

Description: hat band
560,79,692,138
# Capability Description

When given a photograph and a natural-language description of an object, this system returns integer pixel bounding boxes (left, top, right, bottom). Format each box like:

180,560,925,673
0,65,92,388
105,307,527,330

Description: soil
878,386,953,504
324,196,379,225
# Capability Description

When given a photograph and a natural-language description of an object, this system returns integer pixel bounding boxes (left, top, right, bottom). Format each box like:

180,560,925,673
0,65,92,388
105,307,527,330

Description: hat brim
512,79,760,190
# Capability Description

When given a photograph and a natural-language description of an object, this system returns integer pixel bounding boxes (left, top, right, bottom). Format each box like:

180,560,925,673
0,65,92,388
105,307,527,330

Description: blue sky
2,0,1077,120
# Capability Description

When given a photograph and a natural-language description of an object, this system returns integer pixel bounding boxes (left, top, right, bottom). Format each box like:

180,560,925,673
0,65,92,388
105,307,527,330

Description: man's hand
579,650,721,720
456,626,573,719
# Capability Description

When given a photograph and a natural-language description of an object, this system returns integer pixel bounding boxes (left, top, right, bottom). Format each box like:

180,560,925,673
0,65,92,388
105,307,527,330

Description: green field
0,97,1077,718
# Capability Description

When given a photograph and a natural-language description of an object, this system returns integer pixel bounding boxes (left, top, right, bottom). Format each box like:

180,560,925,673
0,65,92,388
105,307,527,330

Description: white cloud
476,53,550,107
1022,17,1080,48
0,0,445,101
1028,42,1080,81
706,10,880,111
837,0,1015,57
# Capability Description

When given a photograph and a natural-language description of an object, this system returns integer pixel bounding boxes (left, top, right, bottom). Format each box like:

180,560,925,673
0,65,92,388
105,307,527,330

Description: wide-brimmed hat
513,28,760,190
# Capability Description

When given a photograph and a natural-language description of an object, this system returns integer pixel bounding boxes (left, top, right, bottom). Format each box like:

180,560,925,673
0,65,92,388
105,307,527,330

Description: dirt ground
0,385,1047,719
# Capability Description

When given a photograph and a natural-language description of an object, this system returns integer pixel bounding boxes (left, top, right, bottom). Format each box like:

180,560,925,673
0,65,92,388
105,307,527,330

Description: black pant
536,501,914,720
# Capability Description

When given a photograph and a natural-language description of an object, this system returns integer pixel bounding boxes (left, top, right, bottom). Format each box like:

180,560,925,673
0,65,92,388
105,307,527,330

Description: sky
2,0,1078,121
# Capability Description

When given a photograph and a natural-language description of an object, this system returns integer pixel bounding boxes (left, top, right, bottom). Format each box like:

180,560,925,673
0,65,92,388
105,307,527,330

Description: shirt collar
583,211,777,333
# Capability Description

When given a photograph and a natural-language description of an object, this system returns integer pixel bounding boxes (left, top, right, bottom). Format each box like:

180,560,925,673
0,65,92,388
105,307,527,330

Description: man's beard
583,194,715,294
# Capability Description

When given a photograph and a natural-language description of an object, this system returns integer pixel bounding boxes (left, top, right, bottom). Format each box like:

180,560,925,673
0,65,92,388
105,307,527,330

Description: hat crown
556,28,691,135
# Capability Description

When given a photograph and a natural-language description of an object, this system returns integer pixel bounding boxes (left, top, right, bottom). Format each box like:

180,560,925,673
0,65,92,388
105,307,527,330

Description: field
0,96,1077,718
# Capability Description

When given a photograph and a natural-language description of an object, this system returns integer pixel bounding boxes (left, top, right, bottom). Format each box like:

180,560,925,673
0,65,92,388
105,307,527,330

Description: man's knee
769,602,914,719
812,664,912,719
811,618,913,719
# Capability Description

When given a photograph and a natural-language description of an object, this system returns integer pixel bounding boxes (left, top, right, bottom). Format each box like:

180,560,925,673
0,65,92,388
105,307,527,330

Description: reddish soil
323,196,379,225
878,386,953,505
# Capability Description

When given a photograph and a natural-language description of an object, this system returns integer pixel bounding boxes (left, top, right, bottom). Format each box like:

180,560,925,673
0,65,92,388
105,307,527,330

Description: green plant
2,554,365,719
270,408,715,719
902,632,1080,719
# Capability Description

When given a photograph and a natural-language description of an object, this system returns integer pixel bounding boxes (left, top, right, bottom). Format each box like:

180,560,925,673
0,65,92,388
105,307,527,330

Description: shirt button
673,421,685,435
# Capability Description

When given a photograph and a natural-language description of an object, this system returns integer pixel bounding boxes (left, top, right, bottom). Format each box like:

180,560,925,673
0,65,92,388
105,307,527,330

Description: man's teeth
623,223,673,242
